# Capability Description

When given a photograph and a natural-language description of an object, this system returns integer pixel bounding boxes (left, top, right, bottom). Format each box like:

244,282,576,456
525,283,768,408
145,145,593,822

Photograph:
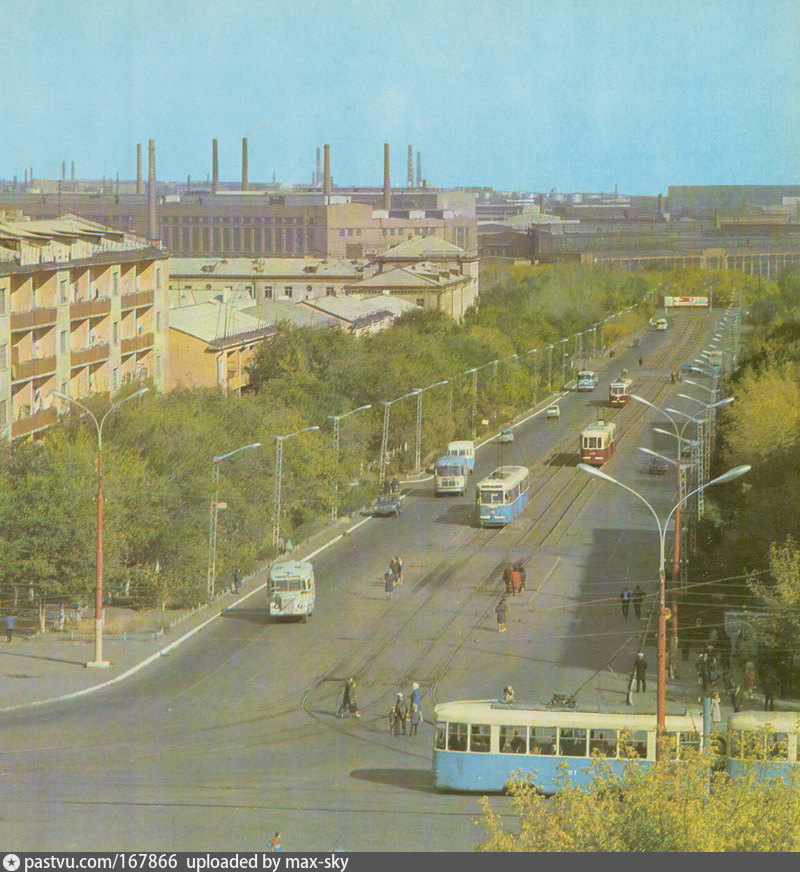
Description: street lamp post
577,461,750,758
329,405,371,520
414,381,447,472
207,441,262,598
51,387,149,667
271,426,320,548
379,390,417,487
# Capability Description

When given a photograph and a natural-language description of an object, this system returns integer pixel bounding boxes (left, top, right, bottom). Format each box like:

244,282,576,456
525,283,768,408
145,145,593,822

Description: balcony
10,307,58,331
70,343,110,368
121,290,155,311
69,298,111,321
11,355,57,382
120,333,154,355
11,406,58,439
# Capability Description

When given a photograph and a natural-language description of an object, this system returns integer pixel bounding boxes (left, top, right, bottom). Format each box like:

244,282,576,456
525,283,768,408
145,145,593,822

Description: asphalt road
0,309,727,852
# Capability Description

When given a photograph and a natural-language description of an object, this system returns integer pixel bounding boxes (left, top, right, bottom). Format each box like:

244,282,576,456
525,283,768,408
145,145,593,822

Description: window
339,229,345,237
284,286,293,299
60,279,68,303
470,724,491,753
233,228,241,251
113,322,119,345
154,355,161,378
529,726,557,755
559,728,588,757
0,399,5,426
416,298,425,307
620,730,648,759
60,331,67,354
112,367,118,393
500,726,526,754
0,343,6,370
447,723,468,752
30,280,37,308
0,287,5,313
264,286,273,299
435,723,447,751
203,228,210,249
326,286,335,296
213,228,221,251
589,728,618,758
285,228,293,249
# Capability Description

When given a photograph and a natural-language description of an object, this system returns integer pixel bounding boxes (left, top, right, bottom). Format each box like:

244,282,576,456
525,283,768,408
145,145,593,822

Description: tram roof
727,711,800,731
267,560,314,580
434,699,701,729
581,420,617,435
478,465,528,485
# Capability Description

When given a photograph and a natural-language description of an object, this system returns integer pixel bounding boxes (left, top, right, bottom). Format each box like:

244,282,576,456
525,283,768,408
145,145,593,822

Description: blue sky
3,0,799,194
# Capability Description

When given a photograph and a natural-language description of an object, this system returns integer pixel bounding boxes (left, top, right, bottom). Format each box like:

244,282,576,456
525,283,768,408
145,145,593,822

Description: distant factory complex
2,136,800,440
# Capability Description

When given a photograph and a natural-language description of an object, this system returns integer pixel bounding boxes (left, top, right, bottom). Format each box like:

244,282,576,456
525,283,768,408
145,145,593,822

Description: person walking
384,569,395,600
233,567,242,593
410,681,421,718
5,612,16,642
337,677,361,718
695,651,710,691
514,561,526,593
391,692,408,736
502,562,513,595
269,832,281,852
392,555,403,586
763,668,776,711
409,702,421,736
495,596,508,633
728,681,743,713
632,585,645,619
634,651,647,693
619,587,631,618
743,662,757,705
710,690,722,725
510,564,522,596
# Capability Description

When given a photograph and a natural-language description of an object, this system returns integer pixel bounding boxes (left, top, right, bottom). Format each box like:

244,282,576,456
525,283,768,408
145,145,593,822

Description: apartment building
0,215,168,440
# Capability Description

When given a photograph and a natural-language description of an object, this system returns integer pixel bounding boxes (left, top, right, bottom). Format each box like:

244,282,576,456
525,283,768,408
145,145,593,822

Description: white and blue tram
724,710,799,782
475,466,530,527
432,700,702,793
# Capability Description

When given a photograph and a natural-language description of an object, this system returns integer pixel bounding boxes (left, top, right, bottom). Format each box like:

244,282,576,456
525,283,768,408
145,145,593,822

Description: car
373,494,402,516
546,404,560,418
499,425,514,443
632,338,641,347
648,456,669,475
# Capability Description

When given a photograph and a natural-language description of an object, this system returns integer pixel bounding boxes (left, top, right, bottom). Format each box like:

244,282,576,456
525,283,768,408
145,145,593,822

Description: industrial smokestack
115,172,119,195
148,139,157,241
383,142,391,210
187,174,191,192
136,144,143,195
62,162,66,183
407,145,413,187
316,147,322,186
657,193,664,219
212,139,219,193
323,143,331,201
242,137,248,190
24,169,28,186
416,151,421,188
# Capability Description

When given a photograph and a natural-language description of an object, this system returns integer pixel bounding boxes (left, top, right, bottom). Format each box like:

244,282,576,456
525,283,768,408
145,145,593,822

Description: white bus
447,440,475,473
268,560,315,622
434,455,469,495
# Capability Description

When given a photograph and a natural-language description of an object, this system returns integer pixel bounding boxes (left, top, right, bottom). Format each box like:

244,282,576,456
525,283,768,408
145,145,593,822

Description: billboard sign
663,296,710,308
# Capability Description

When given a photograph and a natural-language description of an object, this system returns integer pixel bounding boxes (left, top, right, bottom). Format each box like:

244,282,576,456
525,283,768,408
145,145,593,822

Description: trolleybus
267,560,315,622
609,377,632,406
432,700,702,793
577,370,598,391
475,465,530,527
579,420,616,466
434,454,469,496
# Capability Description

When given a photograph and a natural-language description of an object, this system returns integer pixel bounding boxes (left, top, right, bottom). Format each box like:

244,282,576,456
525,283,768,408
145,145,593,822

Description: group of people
380,476,400,495
337,677,423,737
502,561,526,596
619,585,645,620
384,555,404,599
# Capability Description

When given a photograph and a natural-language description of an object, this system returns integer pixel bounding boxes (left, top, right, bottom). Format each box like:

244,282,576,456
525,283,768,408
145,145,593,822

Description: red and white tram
580,420,617,466
609,377,633,407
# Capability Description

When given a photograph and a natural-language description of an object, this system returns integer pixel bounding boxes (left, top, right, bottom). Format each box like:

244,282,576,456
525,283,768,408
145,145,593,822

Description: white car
546,404,560,418
499,425,514,443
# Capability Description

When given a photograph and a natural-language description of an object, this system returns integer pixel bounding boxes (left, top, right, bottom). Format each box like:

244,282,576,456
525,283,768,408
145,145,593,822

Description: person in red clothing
510,566,522,596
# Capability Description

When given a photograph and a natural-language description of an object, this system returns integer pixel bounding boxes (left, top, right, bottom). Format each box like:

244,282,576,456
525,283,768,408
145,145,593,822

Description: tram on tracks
432,700,702,793
579,420,617,466
432,701,800,793
609,376,633,406
475,465,530,527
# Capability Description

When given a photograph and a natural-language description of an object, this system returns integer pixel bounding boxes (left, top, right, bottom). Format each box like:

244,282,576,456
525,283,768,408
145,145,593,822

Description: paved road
0,310,741,852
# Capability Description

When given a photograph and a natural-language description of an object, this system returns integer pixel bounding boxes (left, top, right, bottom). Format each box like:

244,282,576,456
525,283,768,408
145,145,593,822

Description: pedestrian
495,596,507,633
390,475,399,494
638,357,643,367
502,562,513,595
763,668,776,712
634,651,647,692
619,587,631,618
695,651,710,691
409,702,421,736
391,692,408,736
514,561,526,593
729,682,743,713
510,564,522,596
710,690,722,725
337,676,361,718
502,685,515,702
708,653,721,690
384,569,395,600
233,567,242,593
5,612,16,642
743,661,757,703
393,555,403,585
410,681,421,719
632,585,645,619
269,832,281,852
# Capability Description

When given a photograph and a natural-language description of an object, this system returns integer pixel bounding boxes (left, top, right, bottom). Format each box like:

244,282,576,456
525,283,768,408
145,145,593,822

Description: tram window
728,730,742,759
678,731,701,758
529,726,557,755
470,724,491,753
589,728,618,758
768,733,789,760
619,730,648,759
481,489,503,504
500,726,526,754
738,730,789,760
447,723,468,752
507,486,518,503
559,728,588,757
435,723,447,751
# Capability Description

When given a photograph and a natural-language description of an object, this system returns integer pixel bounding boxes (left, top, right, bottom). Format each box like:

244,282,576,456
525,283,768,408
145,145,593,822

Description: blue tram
724,710,799,782
432,700,702,793
475,466,530,527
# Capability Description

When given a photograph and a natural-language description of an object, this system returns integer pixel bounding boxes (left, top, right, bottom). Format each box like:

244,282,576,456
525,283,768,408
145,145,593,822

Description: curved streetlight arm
577,463,664,566
639,447,677,467
213,441,262,464
663,464,751,533
329,404,372,423
653,427,696,446
630,393,679,441
683,378,714,395
273,425,320,442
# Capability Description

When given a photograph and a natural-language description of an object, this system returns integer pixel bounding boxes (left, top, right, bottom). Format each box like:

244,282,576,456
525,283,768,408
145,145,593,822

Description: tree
748,536,800,653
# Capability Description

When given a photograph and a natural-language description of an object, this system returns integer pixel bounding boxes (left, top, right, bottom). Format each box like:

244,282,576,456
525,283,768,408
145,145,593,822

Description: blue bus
434,455,469,495
432,700,702,793
475,466,530,527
